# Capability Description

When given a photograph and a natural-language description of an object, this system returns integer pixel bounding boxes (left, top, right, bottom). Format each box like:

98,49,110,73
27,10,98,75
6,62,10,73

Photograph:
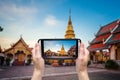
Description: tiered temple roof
68,45,76,54
88,19,120,52
107,23,120,44
4,37,32,53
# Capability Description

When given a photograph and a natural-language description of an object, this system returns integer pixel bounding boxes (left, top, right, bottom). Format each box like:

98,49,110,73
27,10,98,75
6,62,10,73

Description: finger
84,48,89,60
38,41,43,58
35,43,42,58
78,42,80,57
85,48,89,55
37,42,42,58
78,42,84,59
32,47,35,58
80,42,85,55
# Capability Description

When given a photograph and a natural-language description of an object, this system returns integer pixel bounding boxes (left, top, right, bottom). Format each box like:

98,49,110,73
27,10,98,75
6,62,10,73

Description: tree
0,26,3,32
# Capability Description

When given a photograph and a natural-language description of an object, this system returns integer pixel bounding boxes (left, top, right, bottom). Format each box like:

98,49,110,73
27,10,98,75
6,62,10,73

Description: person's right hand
76,42,89,80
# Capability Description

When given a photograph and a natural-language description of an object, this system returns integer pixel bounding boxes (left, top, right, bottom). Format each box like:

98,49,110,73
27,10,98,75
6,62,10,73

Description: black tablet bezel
38,39,80,59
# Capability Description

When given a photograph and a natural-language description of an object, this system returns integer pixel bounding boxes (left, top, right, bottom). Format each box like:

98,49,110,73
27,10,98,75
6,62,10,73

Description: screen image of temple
44,44,76,57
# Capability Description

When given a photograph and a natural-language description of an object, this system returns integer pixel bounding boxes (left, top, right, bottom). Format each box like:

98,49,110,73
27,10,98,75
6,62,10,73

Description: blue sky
0,0,120,49
44,40,76,52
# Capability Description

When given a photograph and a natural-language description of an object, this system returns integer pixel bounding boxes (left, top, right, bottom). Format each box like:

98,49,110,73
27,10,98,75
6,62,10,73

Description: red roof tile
96,33,110,41
99,21,118,35
113,24,120,33
112,33,120,41
106,24,120,44
90,43,105,49
88,43,108,52
92,33,111,44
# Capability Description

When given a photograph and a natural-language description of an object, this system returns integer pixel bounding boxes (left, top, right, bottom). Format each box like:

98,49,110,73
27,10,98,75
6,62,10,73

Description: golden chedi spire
61,44,65,51
59,44,67,56
65,10,75,39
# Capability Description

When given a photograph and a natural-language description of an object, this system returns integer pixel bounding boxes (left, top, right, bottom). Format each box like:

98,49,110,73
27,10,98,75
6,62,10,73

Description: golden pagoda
64,10,75,39
59,44,67,56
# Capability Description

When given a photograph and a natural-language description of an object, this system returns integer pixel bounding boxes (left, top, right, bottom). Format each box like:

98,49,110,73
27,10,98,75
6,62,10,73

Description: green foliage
5,57,11,66
87,60,91,66
26,58,32,65
105,60,119,70
0,26,3,32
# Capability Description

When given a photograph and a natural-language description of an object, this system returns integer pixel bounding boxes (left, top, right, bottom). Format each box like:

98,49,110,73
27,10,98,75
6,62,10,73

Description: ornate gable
4,37,32,55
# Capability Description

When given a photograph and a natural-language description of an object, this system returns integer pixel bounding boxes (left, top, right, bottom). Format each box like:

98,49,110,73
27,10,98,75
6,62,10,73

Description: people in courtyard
31,42,90,80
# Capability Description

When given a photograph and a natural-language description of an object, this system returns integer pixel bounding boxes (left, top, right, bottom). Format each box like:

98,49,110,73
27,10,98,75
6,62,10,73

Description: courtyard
0,65,120,80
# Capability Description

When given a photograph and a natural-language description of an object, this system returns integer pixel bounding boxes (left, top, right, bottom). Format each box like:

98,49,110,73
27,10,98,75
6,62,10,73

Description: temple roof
4,37,32,53
91,33,111,44
88,19,120,52
107,24,120,44
68,45,76,52
96,19,119,36
113,23,120,33
45,49,52,53
88,43,108,52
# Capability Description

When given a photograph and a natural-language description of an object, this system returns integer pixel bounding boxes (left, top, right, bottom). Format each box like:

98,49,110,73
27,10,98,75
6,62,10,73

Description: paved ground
43,71,120,80
0,65,120,80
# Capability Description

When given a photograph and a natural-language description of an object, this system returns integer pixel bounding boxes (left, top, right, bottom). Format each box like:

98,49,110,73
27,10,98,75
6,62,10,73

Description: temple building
45,49,53,56
64,11,75,39
68,45,76,56
59,44,67,56
3,37,32,66
0,46,4,66
107,23,120,60
88,19,120,63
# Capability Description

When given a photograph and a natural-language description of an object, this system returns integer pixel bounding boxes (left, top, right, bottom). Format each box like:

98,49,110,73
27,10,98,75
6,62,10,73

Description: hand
76,42,89,80
31,43,44,80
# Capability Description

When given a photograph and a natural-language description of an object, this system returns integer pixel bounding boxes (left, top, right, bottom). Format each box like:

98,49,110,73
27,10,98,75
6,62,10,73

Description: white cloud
55,44,60,47
44,15,59,27
0,2,37,21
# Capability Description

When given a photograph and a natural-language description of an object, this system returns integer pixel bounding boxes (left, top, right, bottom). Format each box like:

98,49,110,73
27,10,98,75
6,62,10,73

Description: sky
0,0,120,49
44,40,76,52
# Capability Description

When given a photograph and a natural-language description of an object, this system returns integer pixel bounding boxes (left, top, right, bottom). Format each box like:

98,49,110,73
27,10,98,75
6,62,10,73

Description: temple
3,37,32,66
68,45,76,56
0,46,4,66
64,10,75,39
59,44,67,56
88,19,120,63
